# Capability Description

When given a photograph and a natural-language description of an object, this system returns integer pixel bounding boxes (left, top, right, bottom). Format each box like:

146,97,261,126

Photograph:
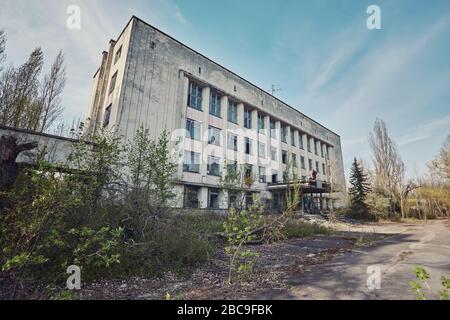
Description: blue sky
1,0,449,178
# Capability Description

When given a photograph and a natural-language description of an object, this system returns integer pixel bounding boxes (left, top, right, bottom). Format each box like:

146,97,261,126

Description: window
327,147,330,160
258,142,266,158
271,171,278,183
209,90,221,117
109,71,118,94
292,153,297,168
282,150,288,164
227,161,238,174
270,119,276,138
299,132,304,149
314,140,318,155
321,143,324,158
322,163,326,175
183,151,200,173
228,190,239,209
208,126,221,146
316,161,320,173
208,188,220,208
228,100,238,124
308,159,313,171
271,146,277,161
307,136,312,153
188,81,202,110
245,192,254,209
184,186,200,208
227,133,238,151
259,167,266,183
301,156,306,169
244,108,252,129
114,45,122,65
208,156,221,176
244,164,253,178
281,125,287,143
186,119,201,140
245,137,252,155
291,128,296,146
258,114,265,133
103,104,111,128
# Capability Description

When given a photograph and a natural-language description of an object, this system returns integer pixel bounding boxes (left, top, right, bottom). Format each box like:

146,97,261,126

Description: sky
1,0,449,179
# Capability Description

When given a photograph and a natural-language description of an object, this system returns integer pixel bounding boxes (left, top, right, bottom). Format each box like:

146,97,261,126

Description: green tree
348,158,371,209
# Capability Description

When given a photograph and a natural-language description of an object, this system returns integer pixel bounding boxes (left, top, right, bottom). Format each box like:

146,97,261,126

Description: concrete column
199,187,208,209
264,115,270,166
275,121,282,182
237,103,245,169
293,129,301,177
252,109,259,171
237,102,244,127
200,87,211,178
285,125,291,179
178,76,191,180
219,190,228,209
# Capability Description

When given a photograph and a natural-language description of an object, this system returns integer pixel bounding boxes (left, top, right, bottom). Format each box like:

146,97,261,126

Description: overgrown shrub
283,220,333,239
0,128,205,298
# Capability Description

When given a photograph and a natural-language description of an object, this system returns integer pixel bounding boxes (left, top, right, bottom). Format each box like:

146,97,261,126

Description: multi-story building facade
86,16,346,212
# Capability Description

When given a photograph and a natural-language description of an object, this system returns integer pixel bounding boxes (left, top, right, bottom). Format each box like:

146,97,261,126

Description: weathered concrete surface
253,220,450,300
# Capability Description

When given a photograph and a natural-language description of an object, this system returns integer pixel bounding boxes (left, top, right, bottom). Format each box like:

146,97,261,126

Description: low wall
0,125,79,165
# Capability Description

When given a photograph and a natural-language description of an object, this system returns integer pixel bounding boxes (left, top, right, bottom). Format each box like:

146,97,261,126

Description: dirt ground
6,218,445,300
77,216,401,300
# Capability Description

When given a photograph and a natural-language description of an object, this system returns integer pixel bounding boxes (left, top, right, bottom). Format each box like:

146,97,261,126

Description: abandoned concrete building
85,16,346,212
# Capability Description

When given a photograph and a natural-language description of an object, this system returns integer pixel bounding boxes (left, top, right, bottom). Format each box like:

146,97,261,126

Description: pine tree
348,158,371,208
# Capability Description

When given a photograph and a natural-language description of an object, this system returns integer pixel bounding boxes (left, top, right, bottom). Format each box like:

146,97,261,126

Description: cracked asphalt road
255,219,450,300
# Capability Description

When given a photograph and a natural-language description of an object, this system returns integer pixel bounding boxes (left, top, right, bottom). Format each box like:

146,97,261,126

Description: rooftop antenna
271,84,282,96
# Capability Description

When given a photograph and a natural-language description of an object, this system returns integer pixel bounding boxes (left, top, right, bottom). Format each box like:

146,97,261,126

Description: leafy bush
283,220,333,239
223,194,264,284
0,129,193,297
409,266,450,300
109,215,218,278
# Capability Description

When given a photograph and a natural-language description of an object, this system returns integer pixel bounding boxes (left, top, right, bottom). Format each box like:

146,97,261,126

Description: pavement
254,219,450,300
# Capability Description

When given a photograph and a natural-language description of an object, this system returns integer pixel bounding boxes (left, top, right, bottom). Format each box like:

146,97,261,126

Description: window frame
258,142,266,158
188,81,203,111
244,108,252,129
109,71,118,95
183,151,200,173
244,137,252,155
103,104,112,128
209,90,221,118
207,155,221,177
208,126,221,146
228,100,238,124
258,114,265,134
186,118,201,141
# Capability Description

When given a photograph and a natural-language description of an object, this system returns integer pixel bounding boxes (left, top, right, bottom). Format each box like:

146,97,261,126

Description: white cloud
398,114,450,147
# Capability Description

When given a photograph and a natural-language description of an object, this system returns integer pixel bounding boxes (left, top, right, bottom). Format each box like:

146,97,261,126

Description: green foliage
107,213,217,278
0,126,223,297
223,194,264,283
409,266,450,300
121,127,178,240
0,131,124,297
348,158,371,208
283,220,333,239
